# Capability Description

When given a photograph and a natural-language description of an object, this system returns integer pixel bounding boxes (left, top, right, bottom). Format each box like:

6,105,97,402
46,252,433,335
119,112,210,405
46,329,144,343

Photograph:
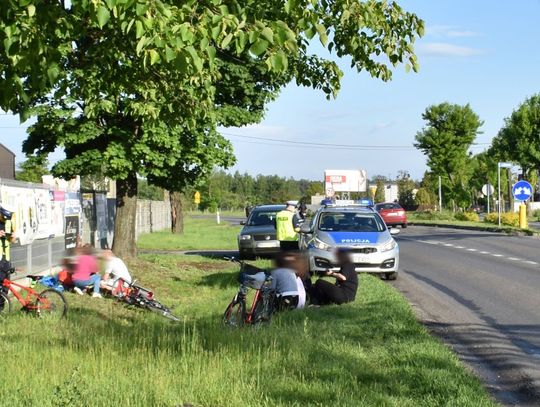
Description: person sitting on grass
309,248,358,306
100,249,132,293
271,252,299,311
72,244,102,298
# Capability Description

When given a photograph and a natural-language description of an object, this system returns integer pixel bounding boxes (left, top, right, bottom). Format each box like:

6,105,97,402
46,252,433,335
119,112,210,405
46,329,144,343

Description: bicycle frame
2,278,44,311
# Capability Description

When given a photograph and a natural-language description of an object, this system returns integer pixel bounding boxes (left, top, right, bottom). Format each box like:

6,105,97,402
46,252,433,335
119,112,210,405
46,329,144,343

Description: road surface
394,226,540,406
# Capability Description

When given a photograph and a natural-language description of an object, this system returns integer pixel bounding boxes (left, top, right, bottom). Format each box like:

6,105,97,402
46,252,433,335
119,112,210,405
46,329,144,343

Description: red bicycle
0,268,68,320
223,258,275,327
107,278,180,322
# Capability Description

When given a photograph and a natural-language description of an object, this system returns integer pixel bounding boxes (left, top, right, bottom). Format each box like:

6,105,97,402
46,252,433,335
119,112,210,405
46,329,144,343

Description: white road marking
400,237,538,266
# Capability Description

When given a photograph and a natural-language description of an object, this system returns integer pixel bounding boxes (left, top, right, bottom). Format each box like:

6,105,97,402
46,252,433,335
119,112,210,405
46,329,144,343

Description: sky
1,0,540,182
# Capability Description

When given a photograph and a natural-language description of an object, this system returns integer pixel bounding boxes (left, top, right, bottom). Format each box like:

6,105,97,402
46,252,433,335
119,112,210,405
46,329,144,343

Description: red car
375,202,407,228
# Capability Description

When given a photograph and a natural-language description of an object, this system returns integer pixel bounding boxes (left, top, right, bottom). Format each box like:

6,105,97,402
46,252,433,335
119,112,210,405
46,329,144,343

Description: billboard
324,170,367,195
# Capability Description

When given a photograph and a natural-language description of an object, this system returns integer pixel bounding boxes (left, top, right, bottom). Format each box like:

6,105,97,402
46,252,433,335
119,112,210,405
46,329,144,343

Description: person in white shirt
100,249,132,292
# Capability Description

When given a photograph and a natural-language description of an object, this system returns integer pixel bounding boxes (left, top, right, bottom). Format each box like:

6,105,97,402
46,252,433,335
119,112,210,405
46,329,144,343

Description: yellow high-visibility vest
276,210,298,242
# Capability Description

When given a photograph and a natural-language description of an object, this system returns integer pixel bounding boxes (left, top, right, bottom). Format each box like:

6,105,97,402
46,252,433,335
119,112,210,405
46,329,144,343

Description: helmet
0,205,13,220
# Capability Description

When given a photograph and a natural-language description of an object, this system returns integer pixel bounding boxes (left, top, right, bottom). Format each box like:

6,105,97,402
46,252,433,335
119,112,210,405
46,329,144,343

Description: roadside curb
408,222,540,237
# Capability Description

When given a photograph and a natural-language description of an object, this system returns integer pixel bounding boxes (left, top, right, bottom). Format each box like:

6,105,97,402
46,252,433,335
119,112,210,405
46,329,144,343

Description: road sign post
498,162,513,227
482,184,494,214
511,180,533,229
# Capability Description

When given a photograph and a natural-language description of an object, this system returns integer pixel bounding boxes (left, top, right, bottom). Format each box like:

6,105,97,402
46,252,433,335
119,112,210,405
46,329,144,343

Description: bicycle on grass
107,278,180,322
0,268,68,320
223,257,275,327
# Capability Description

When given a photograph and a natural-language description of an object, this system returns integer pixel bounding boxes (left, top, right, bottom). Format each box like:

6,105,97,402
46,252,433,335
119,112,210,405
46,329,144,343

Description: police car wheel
385,272,398,280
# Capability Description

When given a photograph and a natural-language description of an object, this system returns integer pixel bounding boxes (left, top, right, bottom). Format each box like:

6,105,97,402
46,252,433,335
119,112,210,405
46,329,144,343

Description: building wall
0,144,15,179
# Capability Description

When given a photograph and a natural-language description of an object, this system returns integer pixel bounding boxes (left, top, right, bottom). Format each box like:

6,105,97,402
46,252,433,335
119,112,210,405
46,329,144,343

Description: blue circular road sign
512,180,533,202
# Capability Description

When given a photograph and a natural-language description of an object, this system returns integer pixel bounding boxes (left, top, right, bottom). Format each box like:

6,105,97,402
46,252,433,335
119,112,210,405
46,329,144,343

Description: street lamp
498,162,512,226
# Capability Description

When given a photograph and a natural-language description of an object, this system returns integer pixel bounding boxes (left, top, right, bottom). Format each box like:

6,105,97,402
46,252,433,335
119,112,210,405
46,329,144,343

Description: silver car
299,205,400,280
237,204,286,259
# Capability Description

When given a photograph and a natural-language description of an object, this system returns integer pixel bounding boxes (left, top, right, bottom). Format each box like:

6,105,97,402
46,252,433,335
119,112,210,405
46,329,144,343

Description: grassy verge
1,252,496,406
407,213,539,235
138,217,241,251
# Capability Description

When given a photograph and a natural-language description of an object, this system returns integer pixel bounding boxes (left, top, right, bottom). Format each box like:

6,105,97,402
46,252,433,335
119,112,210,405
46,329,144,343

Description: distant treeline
138,171,324,211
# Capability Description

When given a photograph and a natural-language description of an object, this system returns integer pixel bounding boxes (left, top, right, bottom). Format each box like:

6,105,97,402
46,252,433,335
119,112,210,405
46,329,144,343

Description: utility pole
438,176,442,212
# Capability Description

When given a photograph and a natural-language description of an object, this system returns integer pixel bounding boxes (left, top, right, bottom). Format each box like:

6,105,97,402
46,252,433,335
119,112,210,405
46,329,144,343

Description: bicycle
223,257,275,327
107,278,180,322
0,268,68,320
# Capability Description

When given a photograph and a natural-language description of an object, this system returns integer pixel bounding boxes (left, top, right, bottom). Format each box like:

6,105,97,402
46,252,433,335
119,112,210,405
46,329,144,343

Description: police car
299,201,400,280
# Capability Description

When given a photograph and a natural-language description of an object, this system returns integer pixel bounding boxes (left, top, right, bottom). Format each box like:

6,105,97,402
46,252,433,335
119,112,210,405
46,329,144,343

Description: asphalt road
393,226,540,406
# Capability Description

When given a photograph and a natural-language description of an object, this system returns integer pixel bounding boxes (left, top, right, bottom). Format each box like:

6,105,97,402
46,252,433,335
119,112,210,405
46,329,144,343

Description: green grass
0,252,497,407
407,212,539,235
138,217,241,250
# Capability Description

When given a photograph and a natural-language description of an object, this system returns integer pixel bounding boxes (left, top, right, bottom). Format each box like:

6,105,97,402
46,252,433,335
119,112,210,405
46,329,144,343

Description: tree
3,1,424,258
414,103,483,210
16,155,49,183
374,178,385,203
396,171,416,208
491,94,540,178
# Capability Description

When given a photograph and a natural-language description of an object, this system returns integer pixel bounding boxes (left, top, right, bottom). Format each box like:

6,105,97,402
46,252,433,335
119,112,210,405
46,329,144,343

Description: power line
222,131,491,151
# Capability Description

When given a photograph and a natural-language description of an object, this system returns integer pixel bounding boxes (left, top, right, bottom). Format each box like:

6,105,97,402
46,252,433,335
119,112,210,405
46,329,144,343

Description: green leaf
136,2,148,16
149,49,159,65
47,64,60,84
96,5,111,28
261,27,274,44
135,20,144,38
249,39,269,56
164,46,175,62
136,36,147,55
221,33,233,49
27,4,36,17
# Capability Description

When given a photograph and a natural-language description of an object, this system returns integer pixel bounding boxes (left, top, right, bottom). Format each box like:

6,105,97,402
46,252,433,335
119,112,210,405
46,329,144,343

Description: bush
412,210,455,221
484,212,519,227
484,213,498,224
501,212,519,227
532,209,540,221
454,212,480,222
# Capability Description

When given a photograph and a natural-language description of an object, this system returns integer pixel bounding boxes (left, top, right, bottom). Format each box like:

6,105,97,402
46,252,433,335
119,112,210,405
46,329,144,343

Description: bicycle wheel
223,299,245,328
252,295,273,326
145,300,181,322
0,292,11,319
37,289,68,320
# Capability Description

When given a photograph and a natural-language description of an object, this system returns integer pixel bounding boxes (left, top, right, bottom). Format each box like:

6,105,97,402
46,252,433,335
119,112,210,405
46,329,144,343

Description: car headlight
380,239,396,252
314,237,332,251
239,235,252,241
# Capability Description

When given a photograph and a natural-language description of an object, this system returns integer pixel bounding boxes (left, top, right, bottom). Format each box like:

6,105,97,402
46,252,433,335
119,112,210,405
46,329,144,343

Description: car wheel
385,272,398,280
401,223,407,229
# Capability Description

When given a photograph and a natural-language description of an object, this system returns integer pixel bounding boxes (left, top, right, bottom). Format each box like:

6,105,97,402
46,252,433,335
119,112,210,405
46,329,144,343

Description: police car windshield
247,211,278,226
318,212,385,232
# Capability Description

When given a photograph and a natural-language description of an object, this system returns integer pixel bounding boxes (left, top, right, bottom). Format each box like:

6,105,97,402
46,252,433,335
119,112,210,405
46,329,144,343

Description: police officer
276,201,301,251
0,205,16,274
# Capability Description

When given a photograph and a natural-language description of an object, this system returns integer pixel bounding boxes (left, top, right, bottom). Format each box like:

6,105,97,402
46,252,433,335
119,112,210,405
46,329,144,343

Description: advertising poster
0,185,38,245
65,192,82,215
65,215,80,249
34,187,54,239
51,190,66,236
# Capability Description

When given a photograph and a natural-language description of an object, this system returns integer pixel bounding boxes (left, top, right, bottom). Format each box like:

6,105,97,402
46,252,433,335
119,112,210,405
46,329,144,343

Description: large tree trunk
112,172,138,258
170,191,184,234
